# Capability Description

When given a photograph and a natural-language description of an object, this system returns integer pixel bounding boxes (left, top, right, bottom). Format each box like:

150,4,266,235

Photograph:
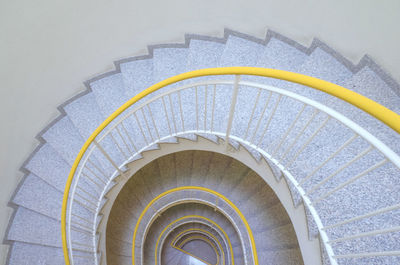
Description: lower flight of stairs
106,149,304,265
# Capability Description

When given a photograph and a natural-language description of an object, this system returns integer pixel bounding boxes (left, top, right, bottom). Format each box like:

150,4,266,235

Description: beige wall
0,0,399,263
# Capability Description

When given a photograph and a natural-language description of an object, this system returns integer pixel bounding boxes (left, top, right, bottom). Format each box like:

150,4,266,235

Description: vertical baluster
225,75,241,149
109,131,129,160
83,163,107,185
87,158,108,180
74,192,97,209
211,84,216,132
161,96,172,135
280,109,319,161
298,133,358,186
70,221,93,234
204,85,208,131
257,94,282,146
120,121,138,153
244,88,262,140
314,158,388,204
71,213,94,226
141,108,154,142
178,90,185,132
93,140,124,175
72,197,96,213
195,86,199,131
147,104,160,140
250,91,272,144
285,115,330,168
70,225,92,235
115,124,133,156
272,103,306,156
168,94,178,134
81,172,103,190
134,112,149,145
76,186,99,202
305,145,373,195
323,203,400,230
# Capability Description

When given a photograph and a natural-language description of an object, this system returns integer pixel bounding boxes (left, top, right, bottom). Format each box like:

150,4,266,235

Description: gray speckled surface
7,207,61,247
12,174,62,220
187,39,224,70
90,73,128,117
120,58,154,99
8,242,64,265
153,47,189,83
24,143,70,191
42,116,85,166
219,36,265,67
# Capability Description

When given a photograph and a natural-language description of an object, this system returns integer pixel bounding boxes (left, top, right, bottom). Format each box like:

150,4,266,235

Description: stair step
12,173,62,220
188,39,224,70
255,223,299,250
7,207,61,247
63,92,126,173
8,242,64,265
120,58,154,100
42,115,85,166
258,247,304,265
24,143,71,192
257,37,307,72
153,47,189,84
90,73,128,118
219,35,265,67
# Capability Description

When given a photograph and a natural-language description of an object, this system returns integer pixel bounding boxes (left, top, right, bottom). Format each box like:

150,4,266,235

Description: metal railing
61,67,400,265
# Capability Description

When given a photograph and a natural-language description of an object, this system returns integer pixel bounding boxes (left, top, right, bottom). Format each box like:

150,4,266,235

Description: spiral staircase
4,29,400,265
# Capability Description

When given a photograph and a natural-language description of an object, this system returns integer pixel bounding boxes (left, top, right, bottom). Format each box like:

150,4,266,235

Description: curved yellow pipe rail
172,228,225,265
176,235,219,265
62,67,400,265
155,215,233,265
133,186,252,265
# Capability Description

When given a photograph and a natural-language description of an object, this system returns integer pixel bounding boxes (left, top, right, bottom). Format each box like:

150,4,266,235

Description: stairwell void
4,29,400,265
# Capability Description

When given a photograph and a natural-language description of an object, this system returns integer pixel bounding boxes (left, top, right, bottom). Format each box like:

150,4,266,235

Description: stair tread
257,37,307,71
90,72,128,117
219,35,265,67
42,115,84,166
6,207,61,247
8,241,64,265
12,173,62,220
64,92,127,172
120,58,154,99
153,47,189,84
24,143,70,192
188,39,224,70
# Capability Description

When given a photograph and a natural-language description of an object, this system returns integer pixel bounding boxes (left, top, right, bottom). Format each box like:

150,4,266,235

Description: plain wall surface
1,0,399,263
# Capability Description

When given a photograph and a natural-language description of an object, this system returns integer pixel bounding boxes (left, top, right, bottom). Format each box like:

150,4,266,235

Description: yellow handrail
154,215,234,265
62,67,400,265
172,228,225,265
